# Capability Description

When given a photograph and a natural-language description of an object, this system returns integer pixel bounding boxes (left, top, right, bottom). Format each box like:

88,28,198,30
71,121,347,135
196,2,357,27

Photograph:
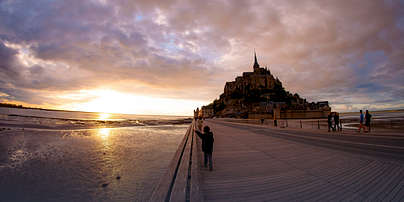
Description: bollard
318,120,320,129
300,120,302,128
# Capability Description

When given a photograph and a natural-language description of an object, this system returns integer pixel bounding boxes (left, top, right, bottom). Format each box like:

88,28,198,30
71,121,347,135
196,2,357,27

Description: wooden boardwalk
197,120,404,201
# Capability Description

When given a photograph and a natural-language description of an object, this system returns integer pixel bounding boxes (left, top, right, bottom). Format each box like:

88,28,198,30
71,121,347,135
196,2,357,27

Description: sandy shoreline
0,120,189,201
0,113,193,131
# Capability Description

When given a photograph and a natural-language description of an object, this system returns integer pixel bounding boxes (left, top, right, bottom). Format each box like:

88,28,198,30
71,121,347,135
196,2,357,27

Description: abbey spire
253,51,260,71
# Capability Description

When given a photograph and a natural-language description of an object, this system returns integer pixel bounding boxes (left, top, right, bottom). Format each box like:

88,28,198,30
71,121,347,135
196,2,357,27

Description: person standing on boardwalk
365,110,372,132
334,112,340,131
332,113,336,131
328,112,333,132
358,110,366,133
195,126,214,171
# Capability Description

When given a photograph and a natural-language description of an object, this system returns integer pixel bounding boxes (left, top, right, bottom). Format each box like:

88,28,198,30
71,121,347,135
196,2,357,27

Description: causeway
152,119,404,201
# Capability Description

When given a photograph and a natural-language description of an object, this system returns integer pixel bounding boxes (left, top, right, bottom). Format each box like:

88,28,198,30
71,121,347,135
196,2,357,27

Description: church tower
253,51,260,71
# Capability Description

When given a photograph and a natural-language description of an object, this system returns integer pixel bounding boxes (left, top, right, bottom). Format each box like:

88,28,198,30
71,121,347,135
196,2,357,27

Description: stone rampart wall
248,109,330,119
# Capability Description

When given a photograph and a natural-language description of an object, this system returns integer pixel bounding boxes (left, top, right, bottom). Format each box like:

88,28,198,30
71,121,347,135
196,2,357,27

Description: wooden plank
196,120,404,201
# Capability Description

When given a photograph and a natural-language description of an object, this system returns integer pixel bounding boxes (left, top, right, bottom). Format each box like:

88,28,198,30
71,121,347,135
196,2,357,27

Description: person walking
195,126,215,171
365,110,372,133
334,112,340,131
358,110,366,133
328,112,332,132
331,113,336,131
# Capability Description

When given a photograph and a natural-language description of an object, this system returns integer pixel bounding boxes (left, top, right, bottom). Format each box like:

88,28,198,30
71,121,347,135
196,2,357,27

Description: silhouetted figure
328,113,333,132
260,118,264,124
331,113,336,131
195,126,214,171
334,112,340,131
358,110,366,133
365,110,372,133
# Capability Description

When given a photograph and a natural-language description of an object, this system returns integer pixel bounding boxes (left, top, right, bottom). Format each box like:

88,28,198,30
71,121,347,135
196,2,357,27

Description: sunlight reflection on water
98,128,111,140
0,125,188,201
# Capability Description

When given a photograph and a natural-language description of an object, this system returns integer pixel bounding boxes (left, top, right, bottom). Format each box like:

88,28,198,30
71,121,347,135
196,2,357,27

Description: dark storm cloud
0,41,19,79
0,0,403,110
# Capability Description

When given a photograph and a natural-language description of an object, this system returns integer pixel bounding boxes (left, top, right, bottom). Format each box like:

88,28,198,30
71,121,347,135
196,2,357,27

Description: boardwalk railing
150,121,202,202
221,118,341,131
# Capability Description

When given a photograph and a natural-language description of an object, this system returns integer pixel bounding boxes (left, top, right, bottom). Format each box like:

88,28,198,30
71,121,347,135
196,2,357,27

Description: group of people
328,110,372,133
358,110,372,133
327,112,341,132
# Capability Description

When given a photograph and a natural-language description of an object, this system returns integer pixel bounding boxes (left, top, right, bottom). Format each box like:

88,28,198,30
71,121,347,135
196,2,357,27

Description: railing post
318,120,320,129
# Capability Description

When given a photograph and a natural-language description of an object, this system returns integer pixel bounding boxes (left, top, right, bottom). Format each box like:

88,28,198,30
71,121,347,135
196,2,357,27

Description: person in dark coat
327,112,333,132
365,110,372,132
358,110,366,133
334,112,340,131
195,126,214,171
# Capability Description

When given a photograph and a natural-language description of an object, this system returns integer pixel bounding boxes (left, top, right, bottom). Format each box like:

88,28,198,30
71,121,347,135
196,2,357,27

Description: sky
0,0,403,115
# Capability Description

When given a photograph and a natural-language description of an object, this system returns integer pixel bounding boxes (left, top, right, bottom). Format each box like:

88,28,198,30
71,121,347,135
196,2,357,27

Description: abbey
224,53,281,97
197,53,331,119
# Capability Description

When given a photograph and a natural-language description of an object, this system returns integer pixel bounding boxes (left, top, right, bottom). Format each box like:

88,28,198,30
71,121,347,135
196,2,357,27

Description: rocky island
196,53,331,119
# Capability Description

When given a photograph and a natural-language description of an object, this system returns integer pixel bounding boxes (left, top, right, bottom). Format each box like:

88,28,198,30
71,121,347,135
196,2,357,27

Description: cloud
0,0,403,113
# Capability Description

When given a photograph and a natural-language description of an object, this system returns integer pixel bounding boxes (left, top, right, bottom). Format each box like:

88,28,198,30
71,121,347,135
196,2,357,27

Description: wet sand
0,109,190,201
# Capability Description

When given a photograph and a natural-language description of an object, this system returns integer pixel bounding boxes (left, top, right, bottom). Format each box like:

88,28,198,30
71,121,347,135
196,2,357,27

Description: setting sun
58,89,206,115
98,113,111,120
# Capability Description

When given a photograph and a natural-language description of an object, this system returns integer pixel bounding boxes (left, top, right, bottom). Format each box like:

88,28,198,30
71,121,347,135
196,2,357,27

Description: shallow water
0,107,192,130
0,107,189,202
340,111,404,120
0,107,190,121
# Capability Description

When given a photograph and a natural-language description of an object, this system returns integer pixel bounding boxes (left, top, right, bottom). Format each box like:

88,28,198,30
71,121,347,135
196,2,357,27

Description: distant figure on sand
358,110,366,133
195,126,214,171
365,110,372,132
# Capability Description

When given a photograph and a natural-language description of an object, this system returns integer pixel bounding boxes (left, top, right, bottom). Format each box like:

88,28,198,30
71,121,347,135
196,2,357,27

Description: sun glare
59,89,206,115
98,113,111,120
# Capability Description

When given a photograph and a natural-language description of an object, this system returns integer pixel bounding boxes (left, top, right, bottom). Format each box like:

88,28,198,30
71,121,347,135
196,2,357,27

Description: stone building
198,52,331,119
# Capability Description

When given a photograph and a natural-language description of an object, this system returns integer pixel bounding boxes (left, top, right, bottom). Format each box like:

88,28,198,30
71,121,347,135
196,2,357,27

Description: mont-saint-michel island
196,53,331,120
1,0,404,201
